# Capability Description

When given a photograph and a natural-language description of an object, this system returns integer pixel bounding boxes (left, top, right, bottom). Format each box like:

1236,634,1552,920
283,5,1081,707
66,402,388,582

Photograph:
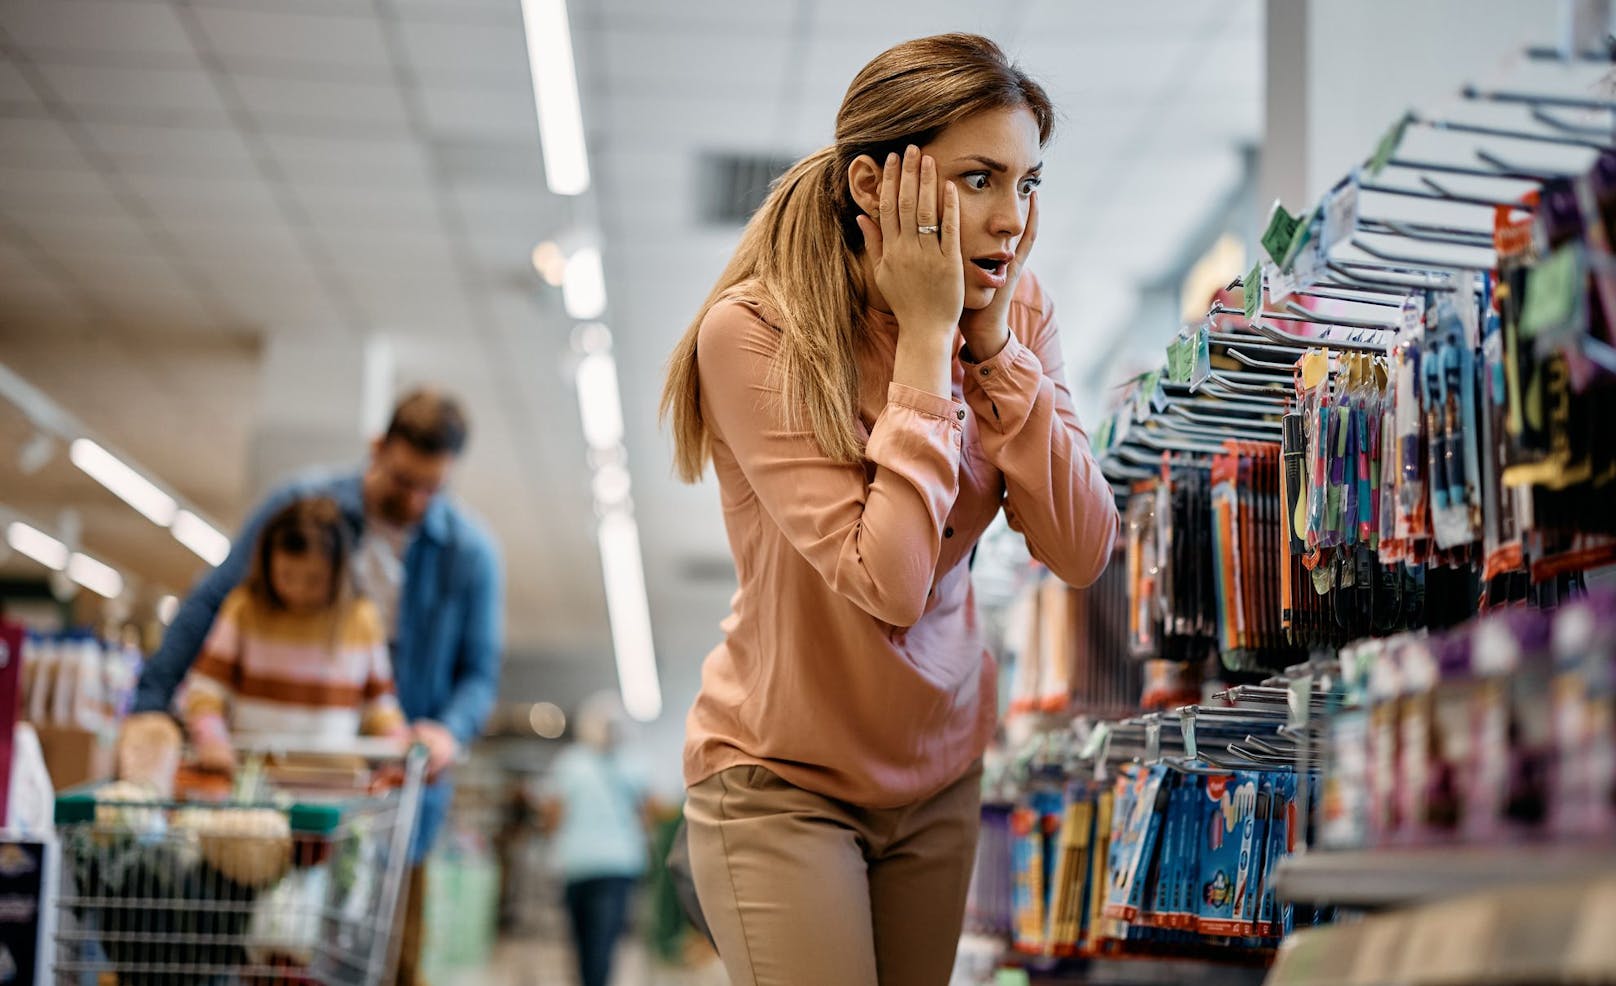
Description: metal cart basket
48,738,426,986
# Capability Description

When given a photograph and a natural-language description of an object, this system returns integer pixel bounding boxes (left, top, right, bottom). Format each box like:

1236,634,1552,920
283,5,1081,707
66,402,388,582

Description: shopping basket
48,736,426,986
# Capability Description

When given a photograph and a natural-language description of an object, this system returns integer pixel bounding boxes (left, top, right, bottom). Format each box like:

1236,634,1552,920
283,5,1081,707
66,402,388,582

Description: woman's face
920,105,1043,310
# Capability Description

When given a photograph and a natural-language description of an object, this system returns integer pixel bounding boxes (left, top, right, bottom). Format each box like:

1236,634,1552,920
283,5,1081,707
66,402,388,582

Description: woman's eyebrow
952,155,1044,174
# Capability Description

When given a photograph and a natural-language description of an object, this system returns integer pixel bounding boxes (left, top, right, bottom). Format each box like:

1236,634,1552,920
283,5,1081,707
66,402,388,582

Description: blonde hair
661,33,1054,481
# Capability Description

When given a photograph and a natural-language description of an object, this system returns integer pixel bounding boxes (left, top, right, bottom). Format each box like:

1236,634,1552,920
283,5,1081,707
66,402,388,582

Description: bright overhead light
520,0,591,196
575,351,623,450
68,552,123,599
172,510,229,567
70,438,178,527
158,594,180,626
529,702,567,739
591,463,632,506
597,510,661,722
563,247,606,319
532,241,567,287
6,522,68,571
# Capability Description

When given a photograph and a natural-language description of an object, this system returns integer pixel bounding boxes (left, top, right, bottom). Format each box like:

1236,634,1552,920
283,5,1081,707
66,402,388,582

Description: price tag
1079,721,1111,760
1190,324,1212,391
1401,294,1427,337
1243,262,1263,319
1281,205,1321,272
1288,674,1314,729
1261,201,1302,265
1266,262,1297,304
1180,709,1198,760
996,971,1032,986
1145,718,1162,763
1368,111,1413,177
1322,172,1361,252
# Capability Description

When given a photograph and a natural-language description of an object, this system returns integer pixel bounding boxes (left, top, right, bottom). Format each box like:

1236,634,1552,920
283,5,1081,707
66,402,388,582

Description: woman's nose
991,194,1026,238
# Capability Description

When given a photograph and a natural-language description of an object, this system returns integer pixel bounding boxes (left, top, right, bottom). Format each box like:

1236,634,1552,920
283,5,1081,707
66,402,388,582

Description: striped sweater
178,587,406,747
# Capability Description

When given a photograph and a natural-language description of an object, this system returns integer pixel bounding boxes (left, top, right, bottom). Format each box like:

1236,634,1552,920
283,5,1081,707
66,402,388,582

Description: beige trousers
685,763,982,986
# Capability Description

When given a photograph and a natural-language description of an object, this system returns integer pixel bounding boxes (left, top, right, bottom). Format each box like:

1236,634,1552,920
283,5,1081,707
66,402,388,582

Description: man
126,388,504,985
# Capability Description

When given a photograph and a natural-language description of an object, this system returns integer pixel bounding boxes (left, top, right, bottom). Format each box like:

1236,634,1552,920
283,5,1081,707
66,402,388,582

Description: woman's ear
847,154,882,220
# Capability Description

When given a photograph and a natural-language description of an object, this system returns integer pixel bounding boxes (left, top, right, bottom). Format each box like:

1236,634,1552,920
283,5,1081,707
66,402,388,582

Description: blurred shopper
177,496,408,771
541,692,649,986
494,773,541,933
660,33,1118,986
125,389,504,986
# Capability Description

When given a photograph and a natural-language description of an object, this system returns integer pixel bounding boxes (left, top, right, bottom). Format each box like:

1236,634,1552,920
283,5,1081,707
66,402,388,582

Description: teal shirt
550,745,648,882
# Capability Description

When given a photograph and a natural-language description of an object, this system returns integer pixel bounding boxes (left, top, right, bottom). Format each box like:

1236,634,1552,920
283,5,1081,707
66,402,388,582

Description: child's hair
245,496,353,611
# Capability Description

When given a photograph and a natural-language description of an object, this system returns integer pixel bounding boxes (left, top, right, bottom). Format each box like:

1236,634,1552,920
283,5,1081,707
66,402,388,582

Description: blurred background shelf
1276,844,1616,907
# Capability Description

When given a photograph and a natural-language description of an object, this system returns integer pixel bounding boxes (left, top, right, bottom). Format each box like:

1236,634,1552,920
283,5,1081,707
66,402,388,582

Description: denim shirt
132,468,505,860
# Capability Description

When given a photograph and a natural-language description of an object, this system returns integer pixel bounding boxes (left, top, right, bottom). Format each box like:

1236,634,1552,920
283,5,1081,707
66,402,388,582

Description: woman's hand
855,145,964,348
960,190,1039,363
194,737,238,774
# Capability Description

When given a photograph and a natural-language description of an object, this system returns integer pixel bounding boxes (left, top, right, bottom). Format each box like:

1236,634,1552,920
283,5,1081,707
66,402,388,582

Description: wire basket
49,743,425,986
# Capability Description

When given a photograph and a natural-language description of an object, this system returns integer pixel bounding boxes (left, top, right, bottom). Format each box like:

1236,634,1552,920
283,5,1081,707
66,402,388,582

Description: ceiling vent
699,152,798,225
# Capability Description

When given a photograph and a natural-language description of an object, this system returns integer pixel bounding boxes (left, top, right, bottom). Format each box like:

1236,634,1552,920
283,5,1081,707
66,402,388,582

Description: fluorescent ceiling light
158,594,180,626
575,351,624,450
563,247,607,320
68,552,123,599
70,438,178,527
6,522,68,571
520,0,591,196
597,510,661,722
172,510,229,567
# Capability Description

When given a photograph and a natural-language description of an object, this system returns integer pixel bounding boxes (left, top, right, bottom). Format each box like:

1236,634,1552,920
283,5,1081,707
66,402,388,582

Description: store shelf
1036,957,1268,985
1267,874,1616,986
1275,844,1616,907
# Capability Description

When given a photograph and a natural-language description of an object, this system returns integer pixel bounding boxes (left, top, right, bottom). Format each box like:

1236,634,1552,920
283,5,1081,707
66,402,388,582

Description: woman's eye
963,173,990,190
1019,177,1043,195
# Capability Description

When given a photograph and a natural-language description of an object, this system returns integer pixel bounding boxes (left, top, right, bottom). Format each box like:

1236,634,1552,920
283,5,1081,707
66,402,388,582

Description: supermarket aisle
444,937,729,986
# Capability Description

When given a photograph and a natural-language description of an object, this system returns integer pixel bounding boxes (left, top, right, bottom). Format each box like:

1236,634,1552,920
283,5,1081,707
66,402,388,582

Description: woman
660,33,1119,986
542,692,650,986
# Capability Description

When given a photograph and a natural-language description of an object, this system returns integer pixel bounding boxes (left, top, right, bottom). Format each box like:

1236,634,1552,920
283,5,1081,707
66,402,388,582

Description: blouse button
980,367,991,377
944,526,954,538
955,409,966,421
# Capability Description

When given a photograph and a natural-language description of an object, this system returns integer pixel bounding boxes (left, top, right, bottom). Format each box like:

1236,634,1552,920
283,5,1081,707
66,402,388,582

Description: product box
32,725,114,792
1104,764,1167,923
1197,772,1259,938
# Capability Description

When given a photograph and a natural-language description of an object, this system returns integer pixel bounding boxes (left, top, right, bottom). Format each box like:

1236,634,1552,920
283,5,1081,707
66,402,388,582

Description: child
178,496,407,772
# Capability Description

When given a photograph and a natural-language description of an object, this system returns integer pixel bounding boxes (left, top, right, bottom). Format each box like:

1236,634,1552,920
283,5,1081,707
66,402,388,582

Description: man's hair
384,388,469,456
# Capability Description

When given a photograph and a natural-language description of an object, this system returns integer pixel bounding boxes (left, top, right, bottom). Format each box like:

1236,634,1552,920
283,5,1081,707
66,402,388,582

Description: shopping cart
48,736,426,986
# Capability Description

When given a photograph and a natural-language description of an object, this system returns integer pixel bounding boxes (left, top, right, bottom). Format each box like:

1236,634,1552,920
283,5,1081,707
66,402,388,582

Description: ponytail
660,147,865,482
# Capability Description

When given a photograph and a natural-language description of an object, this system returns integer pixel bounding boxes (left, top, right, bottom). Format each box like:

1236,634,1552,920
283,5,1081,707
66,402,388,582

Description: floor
441,937,730,986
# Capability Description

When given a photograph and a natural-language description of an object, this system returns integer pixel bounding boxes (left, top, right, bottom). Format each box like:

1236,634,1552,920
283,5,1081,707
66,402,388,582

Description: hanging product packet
1548,589,1616,839
1466,608,1553,843
1196,771,1259,938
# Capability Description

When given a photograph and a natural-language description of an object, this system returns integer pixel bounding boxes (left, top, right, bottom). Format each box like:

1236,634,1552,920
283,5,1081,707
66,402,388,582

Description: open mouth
971,258,1006,275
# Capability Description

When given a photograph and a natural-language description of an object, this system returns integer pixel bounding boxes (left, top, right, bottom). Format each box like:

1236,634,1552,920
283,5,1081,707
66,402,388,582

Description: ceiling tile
191,7,392,68
292,181,443,233
0,1,194,56
312,227,457,273
417,83,534,143
2,210,158,260
126,172,287,227
82,121,258,176
231,75,412,132
0,117,91,170
0,61,34,103
33,61,230,118
395,19,530,87
0,166,126,219
263,132,435,188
